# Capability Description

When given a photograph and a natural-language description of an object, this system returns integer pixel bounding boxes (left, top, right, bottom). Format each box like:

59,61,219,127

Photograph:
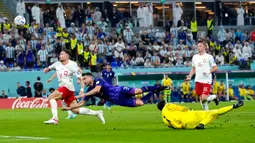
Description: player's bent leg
61,100,77,119
44,90,63,125
136,86,170,94
70,100,105,124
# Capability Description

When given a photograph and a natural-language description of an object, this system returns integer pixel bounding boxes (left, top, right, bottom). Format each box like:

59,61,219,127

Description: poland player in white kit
186,42,218,110
43,50,105,124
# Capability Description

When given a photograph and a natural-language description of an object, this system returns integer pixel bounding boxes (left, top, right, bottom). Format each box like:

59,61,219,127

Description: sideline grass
0,102,254,143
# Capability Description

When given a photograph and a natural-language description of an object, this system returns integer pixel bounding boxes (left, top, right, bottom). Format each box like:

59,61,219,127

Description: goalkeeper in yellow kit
157,100,244,129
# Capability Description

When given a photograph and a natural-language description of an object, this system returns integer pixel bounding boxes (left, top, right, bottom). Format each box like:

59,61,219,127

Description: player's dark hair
157,100,166,111
49,88,55,92
83,72,93,77
62,49,71,57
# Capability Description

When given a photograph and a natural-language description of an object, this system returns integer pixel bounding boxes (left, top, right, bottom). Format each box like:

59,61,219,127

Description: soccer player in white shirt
43,50,105,125
186,42,218,110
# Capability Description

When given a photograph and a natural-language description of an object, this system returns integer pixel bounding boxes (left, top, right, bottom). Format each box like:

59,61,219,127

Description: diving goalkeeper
157,100,244,129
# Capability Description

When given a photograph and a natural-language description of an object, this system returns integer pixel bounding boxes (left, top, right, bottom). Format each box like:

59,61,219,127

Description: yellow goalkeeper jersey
162,78,172,87
161,103,217,129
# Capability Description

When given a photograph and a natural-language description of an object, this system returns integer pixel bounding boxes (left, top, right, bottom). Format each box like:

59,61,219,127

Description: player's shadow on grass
109,126,221,131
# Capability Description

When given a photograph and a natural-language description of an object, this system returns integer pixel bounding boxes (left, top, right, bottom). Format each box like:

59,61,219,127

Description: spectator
247,85,255,100
113,38,125,60
186,36,195,49
216,53,225,65
235,28,243,42
151,52,160,66
56,3,66,28
144,59,152,67
0,42,5,61
207,16,214,38
135,53,144,66
228,84,237,100
25,45,35,69
218,80,225,100
180,79,191,103
17,82,26,97
31,3,41,25
0,90,8,98
34,77,43,97
233,43,242,60
250,28,255,44
175,57,183,66
0,60,6,71
242,30,249,41
90,51,97,76
97,39,106,60
50,53,58,65
37,45,48,68
225,41,234,50
93,7,102,24
123,27,133,44
5,43,15,65
10,62,21,71
217,26,226,46
42,89,47,98
89,39,97,52
184,59,191,67
239,84,254,101
242,42,252,59
25,81,33,98
73,5,84,27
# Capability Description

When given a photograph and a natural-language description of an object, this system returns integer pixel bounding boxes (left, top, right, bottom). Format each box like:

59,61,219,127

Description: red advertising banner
0,98,62,109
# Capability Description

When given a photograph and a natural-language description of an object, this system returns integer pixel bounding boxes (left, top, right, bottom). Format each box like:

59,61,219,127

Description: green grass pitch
0,102,254,143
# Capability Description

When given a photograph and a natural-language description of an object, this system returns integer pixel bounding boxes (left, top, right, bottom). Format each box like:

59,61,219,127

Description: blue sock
106,101,112,107
141,86,158,92
141,92,154,104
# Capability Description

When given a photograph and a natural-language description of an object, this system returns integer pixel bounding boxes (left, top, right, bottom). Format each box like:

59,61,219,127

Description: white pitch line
0,135,50,140
0,139,31,142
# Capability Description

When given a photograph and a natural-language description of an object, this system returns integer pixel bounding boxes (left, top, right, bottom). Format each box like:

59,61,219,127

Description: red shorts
57,86,75,106
195,82,211,96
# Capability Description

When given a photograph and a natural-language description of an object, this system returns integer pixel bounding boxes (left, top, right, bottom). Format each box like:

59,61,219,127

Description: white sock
61,100,74,116
79,108,98,116
207,95,217,102
203,102,209,111
50,99,58,120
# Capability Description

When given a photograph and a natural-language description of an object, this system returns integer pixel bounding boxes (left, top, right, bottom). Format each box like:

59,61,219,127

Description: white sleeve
191,56,195,67
72,62,82,78
48,62,57,70
209,55,217,67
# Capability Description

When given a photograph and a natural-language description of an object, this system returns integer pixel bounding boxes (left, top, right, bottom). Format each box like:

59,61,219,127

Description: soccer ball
14,15,26,26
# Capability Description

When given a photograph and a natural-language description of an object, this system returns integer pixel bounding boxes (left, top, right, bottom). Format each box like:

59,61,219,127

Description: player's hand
61,107,71,111
79,90,84,96
203,70,211,76
185,75,191,81
43,68,50,73
46,78,52,83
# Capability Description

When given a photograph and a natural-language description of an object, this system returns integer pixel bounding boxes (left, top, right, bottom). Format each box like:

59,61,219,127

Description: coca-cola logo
12,98,49,109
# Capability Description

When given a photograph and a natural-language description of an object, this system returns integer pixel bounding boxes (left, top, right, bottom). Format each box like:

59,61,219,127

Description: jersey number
60,71,68,79
203,87,208,92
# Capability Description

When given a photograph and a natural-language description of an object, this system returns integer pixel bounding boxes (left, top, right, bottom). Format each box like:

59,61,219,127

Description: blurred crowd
0,2,254,73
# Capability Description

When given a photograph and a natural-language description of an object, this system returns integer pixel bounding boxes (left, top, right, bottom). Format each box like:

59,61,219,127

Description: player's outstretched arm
78,76,85,95
186,67,195,80
44,63,56,73
62,100,85,110
76,86,102,99
47,72,57,83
